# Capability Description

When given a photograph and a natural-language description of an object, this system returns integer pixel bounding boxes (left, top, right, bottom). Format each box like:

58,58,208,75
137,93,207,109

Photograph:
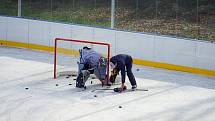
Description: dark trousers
126,57,137,86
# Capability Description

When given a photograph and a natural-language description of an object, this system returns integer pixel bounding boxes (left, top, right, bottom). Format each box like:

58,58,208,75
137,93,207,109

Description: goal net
53,38,110,81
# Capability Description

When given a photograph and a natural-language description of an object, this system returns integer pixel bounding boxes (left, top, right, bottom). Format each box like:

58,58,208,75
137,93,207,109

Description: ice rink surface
0,46,215,121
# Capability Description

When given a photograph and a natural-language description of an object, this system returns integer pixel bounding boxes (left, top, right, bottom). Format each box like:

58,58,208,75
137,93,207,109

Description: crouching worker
76,46,109,89
109,54,137,92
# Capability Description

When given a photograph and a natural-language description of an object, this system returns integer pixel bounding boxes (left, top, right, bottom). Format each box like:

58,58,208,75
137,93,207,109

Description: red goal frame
54,38,110,81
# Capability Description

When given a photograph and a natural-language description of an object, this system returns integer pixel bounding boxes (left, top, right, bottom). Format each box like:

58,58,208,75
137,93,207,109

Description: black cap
83,46,91,50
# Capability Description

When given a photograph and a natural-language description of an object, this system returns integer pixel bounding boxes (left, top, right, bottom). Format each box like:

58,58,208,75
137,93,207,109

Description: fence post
18,0,22,17
111,0,115,28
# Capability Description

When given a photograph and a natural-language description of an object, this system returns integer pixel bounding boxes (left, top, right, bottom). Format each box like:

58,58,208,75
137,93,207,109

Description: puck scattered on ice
69,83,72,85
94,95,97,97
91,81,93,84
72,74,76,77
91,77,96,79
136,68,140,71
66,76,70,78
55,84,59,86
25,87,29,90
73,78,76,80
119,106,122,108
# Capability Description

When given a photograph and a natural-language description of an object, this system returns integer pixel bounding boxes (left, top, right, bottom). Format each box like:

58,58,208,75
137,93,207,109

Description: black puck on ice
72,74,76,77
25,87,29,90
73,78,76,80
91,76,96,79
55,84,59,86
91,81,93,84
136,68,140,71
119,106,122,108
69,83,72,85
94,95,97,97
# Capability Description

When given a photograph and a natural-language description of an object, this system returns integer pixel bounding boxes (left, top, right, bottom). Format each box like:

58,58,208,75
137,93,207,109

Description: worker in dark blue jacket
110,54,137,92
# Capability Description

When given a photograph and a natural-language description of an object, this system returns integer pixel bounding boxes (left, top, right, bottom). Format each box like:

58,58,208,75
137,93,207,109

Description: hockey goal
53,38,110,81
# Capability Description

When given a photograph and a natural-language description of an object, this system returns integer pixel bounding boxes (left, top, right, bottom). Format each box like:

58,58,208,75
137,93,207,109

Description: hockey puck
25,87,29,90
55,84,59,86
69,83,72,85
73,78,76,80
136,68,140,71
118,106,122,108
91,81,93,84
91,76,96,79
94,95,97,97
72,74,76,77
66,76,70,78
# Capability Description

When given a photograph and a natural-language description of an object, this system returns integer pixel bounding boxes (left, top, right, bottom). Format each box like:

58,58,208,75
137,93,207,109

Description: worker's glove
111,68,119,76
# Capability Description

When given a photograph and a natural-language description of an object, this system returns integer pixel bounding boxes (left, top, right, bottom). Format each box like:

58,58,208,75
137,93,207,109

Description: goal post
53,38,111,81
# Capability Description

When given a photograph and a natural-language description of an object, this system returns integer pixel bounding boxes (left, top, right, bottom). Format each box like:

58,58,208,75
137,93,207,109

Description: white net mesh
54,38,110,79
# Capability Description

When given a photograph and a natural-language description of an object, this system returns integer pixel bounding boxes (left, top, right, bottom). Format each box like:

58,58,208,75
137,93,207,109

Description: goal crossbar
54,38,111,81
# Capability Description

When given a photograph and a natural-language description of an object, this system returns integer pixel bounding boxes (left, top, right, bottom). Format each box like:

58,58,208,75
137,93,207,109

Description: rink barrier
1,39,215,77
133,59,215,77
0,39,80,54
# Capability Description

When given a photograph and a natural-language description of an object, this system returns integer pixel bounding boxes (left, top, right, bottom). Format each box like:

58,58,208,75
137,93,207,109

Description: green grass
0,1,17,16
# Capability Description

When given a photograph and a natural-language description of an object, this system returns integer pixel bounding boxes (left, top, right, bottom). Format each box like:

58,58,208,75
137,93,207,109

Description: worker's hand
120,83,126,92
111,68,119,76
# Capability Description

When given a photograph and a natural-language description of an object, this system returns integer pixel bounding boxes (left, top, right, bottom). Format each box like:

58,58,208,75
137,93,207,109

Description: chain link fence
0,0,214,41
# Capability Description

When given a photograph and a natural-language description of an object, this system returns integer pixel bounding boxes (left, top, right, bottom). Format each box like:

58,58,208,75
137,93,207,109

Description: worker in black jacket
110,54,137,92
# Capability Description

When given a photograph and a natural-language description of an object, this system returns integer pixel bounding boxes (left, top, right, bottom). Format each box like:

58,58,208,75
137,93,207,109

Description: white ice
0,46,215,121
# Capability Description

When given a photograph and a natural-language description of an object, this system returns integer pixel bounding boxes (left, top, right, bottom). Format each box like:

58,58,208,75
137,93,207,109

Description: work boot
101,79,111,86
131,85,137,90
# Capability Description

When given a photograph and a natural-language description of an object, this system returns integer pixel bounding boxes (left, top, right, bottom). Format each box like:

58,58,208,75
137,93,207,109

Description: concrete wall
0,16,215,74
